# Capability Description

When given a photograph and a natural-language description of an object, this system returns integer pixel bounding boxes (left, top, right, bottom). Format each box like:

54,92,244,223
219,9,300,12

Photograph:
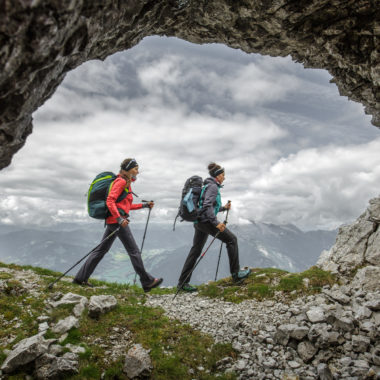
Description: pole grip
224,200,231,225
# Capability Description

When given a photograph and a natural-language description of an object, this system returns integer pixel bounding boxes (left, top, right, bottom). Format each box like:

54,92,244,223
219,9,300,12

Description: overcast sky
1,36,380,230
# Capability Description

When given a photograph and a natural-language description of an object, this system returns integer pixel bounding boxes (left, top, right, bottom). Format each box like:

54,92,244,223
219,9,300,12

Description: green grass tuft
0,272,12,280
278,274,303,291
22,265,62,277
44,329,58,340
78,364,101,379
50,303,76,324
78,345,92,360
198,266,336,303
103,360,125,379
247,284,273,299
0,350,6,366
60,328,81,345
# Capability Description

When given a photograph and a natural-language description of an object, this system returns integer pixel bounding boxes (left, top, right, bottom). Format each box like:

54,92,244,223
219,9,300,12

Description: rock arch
0,0,379,169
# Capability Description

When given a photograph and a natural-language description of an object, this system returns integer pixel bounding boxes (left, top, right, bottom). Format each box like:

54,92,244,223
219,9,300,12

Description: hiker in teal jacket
177,162,251,292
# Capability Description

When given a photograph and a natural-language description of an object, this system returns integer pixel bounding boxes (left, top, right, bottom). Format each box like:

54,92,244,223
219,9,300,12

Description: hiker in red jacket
73,158,163,291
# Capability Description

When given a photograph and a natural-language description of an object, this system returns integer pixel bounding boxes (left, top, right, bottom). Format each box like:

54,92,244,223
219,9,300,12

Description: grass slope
0,262,336,379
0,262,235,380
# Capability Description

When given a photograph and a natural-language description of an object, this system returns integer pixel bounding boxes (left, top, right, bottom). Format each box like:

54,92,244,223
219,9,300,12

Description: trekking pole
172,231,221,302
133,200,153,285
214,201,231,281
47,226,121,289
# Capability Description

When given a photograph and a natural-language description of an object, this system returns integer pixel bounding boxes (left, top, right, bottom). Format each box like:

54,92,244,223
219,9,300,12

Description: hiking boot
180,283,198,292
143,278,163,293
72,279,94,288
232,268,251,283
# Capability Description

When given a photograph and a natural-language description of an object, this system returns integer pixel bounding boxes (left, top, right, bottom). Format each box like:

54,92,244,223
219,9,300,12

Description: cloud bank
0,36,379,230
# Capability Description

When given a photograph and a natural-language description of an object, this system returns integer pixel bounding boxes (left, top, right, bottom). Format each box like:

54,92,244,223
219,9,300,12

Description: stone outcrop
49,292,88,317
317,195,380,285
88,294,117,318
52,315,80,334
1,0,379,168
0,279,120,377
1,333,52,373
34,352,79,380
123,344,152,379
145,196,380,378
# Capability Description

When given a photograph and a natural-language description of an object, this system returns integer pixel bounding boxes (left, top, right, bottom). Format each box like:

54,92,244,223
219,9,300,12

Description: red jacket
106,175,142,224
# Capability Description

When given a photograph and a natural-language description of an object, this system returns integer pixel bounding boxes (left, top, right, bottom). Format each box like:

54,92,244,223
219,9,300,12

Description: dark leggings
178,222,240,286
74,224,154,287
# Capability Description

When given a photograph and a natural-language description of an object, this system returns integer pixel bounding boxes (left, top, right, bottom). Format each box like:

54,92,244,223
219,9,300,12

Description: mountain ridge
0,221,337,286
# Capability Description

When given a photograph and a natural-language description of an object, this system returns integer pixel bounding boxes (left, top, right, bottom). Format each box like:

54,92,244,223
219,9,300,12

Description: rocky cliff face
317,195,380,290
1,0,379,168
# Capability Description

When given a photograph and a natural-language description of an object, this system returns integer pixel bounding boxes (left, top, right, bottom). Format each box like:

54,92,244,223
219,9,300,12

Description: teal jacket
198,177,225,226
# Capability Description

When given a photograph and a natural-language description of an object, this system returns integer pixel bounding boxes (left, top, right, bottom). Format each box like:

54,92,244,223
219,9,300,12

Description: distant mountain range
0,221,337,286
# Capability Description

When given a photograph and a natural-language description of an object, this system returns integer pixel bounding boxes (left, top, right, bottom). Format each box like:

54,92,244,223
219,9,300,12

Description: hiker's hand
147,201,154,209
121,219,129,228
216,223,226,232
224,202,231,210
117,217,129,228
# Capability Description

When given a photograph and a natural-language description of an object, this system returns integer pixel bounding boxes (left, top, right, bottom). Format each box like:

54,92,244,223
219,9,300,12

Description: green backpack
87,172,128,219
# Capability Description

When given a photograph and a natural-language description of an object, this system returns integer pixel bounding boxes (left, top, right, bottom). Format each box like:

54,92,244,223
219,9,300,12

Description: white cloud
243,138,380,229
225,59,301,105
1,37,379,230
138,55,182,89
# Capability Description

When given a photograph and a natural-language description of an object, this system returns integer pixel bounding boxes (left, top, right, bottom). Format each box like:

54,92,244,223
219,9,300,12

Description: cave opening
1,36,379,231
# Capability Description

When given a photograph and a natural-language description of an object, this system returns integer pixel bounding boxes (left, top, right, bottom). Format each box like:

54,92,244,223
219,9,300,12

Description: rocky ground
0,267,152,379
146,196,380,379
147,284,380,379
1,264,379,379
1,196,380,379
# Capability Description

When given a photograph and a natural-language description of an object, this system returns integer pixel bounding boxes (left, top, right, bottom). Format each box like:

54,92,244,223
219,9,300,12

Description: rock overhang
0,0,379,169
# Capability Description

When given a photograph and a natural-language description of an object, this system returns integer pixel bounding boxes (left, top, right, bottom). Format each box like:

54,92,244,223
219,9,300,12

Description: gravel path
146,289,380,379
146,292,316,379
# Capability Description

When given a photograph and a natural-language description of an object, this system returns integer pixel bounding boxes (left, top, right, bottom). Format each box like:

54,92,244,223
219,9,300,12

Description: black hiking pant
177,222,240,286
74,224,155,287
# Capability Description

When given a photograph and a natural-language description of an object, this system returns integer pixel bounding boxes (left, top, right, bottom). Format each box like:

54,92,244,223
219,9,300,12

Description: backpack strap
198,184,209,210
108,180,130,203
